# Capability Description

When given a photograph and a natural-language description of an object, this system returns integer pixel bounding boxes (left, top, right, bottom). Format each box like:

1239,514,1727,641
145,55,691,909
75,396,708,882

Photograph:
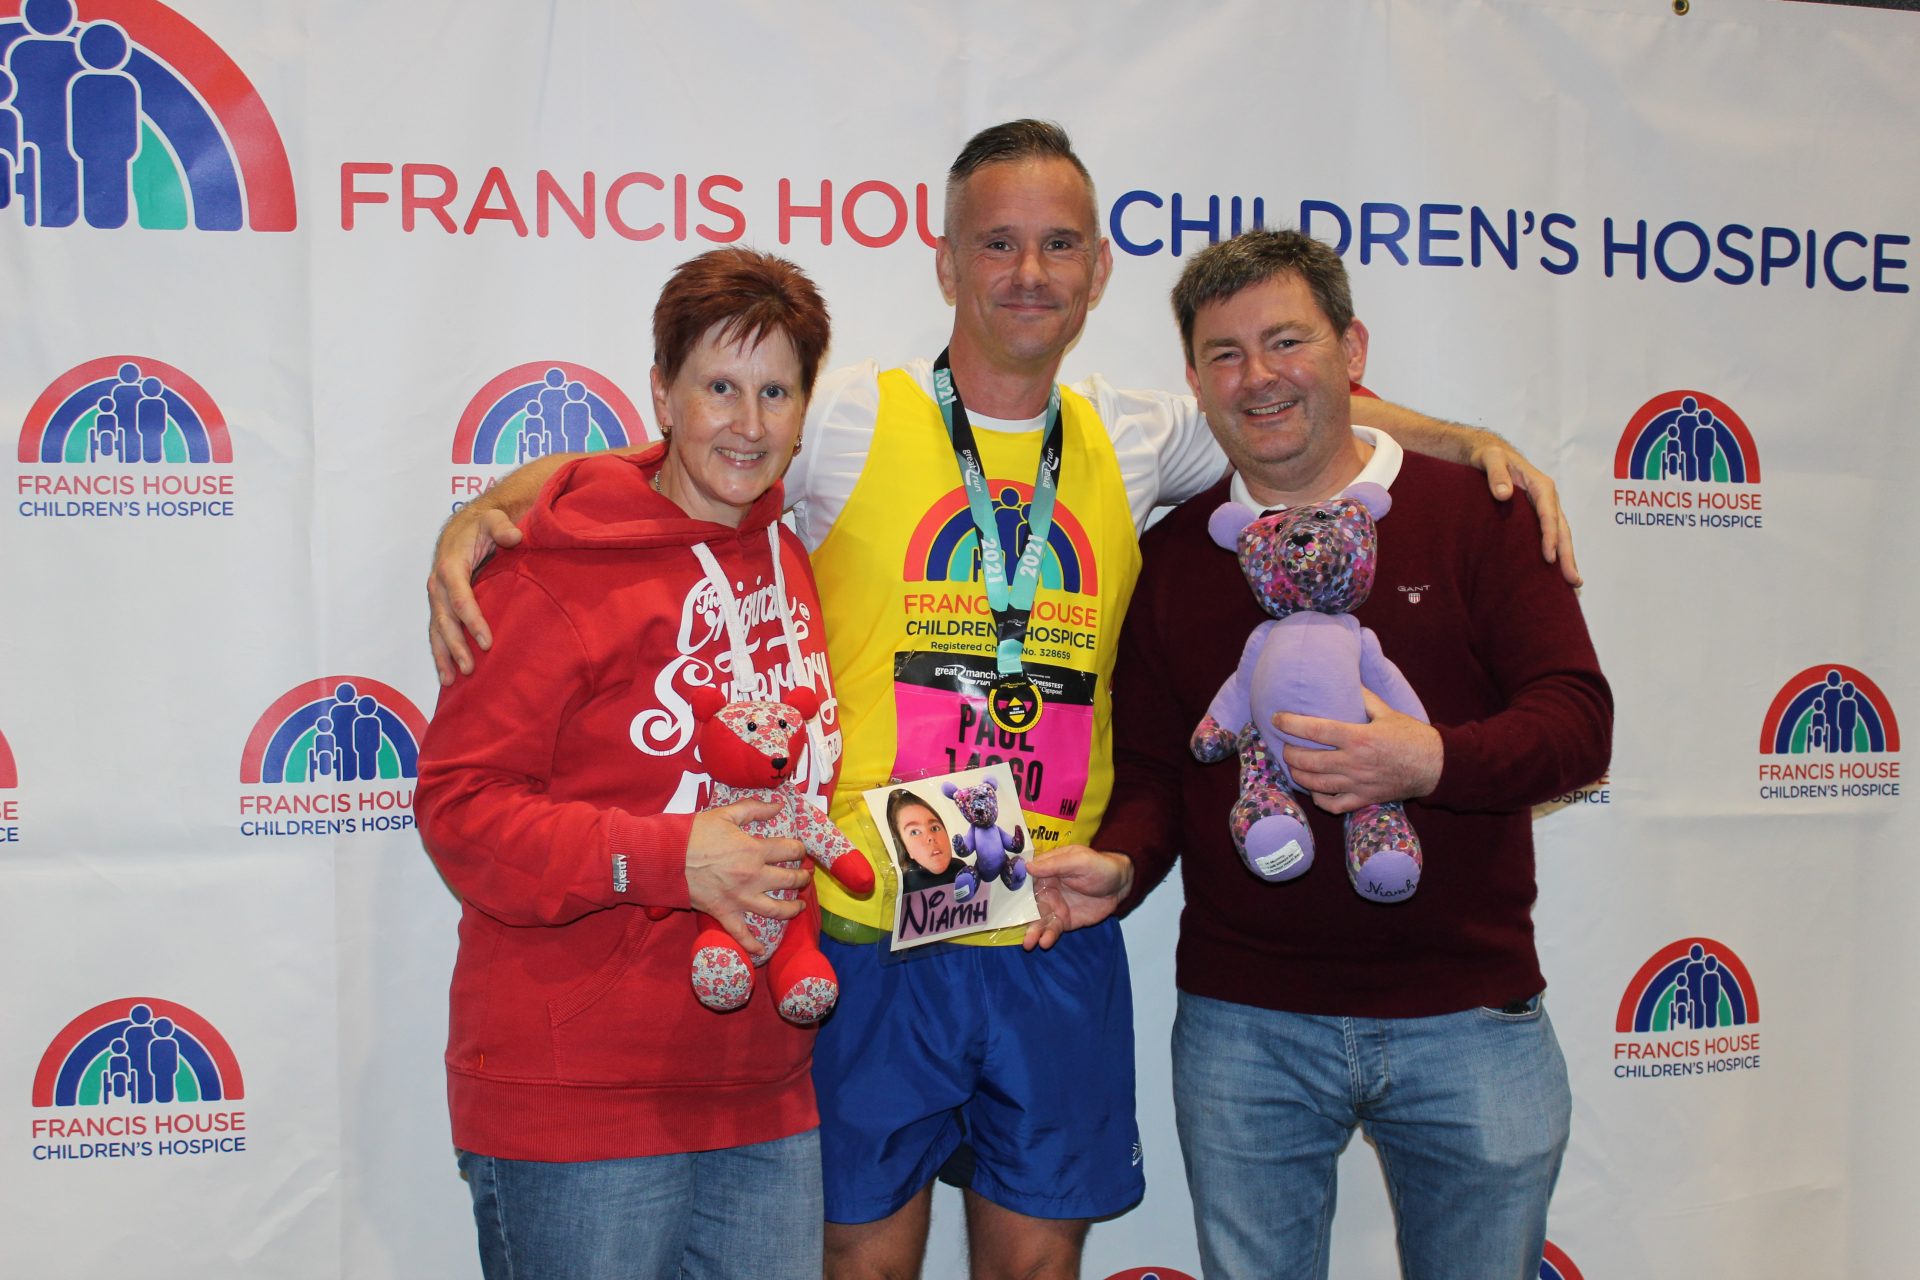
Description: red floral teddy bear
678,686,873,1023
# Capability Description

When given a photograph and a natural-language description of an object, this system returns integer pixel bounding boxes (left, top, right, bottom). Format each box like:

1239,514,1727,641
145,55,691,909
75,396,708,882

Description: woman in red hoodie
417,249,842,1279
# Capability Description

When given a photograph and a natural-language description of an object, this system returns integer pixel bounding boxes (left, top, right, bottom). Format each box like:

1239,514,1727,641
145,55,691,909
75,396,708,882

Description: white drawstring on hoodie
690,528,833,801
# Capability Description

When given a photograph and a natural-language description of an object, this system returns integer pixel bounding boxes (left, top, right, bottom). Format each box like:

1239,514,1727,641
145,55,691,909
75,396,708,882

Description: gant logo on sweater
1397,584,1428,604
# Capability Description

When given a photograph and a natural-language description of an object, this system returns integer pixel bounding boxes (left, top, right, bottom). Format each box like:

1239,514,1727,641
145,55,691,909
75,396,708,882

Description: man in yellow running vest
426,120,1576,1280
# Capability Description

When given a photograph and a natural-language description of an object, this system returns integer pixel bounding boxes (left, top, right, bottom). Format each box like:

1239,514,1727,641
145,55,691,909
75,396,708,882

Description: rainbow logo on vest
903,483,1100,595
0,0,295,231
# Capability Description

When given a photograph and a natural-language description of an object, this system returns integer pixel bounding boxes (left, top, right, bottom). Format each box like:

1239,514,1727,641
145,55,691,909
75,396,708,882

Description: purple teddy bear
1190,483,1429,903
941,777,1028,901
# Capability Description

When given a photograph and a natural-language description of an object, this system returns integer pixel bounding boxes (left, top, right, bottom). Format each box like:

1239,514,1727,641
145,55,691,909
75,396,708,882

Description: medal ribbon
931,348,1064,677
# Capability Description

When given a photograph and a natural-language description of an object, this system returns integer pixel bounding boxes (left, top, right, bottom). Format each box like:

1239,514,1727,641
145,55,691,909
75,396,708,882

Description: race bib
891,651,1095,837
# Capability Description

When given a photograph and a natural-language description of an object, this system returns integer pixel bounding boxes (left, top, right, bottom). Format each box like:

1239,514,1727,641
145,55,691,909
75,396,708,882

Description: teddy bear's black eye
1313,511,1332,520
777,718,790,730
744,720,758,733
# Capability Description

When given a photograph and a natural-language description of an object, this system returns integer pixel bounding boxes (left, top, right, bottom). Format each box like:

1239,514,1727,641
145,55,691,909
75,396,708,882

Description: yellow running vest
810,369,1142,943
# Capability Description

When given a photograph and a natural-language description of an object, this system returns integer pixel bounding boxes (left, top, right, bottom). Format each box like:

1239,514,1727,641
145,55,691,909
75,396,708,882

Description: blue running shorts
813,918,1143,1224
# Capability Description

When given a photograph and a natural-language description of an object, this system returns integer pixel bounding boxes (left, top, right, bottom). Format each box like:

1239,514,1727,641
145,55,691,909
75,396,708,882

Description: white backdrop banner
3,1,1916,1277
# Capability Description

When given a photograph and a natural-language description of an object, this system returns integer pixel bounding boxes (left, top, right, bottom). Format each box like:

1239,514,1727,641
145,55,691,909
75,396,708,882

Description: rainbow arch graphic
903,484,1100,596
1539,1241,1585,1280
1613,390,1760,483
450,362,646,465
1615,937,1758,1034
0,0,295,231
0,729,16,787
238,676,429,785
32,997,243,1106
1759,664,1899,755
16,355,230,463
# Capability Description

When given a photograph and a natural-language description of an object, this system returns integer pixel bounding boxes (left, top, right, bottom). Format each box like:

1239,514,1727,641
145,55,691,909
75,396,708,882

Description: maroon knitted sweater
1099,454,1612,1017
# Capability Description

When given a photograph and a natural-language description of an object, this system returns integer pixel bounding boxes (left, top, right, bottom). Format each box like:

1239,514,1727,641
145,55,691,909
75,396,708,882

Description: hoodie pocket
548,909,657,1027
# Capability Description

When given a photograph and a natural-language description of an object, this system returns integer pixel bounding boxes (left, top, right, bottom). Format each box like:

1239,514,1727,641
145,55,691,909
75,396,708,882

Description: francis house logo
1613,937,1760,1081
0,0,295,230
1611,390,1763,532
29,996,248,1163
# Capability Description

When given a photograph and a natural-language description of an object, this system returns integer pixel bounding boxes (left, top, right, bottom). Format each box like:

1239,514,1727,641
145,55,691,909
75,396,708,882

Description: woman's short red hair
652,248,832,397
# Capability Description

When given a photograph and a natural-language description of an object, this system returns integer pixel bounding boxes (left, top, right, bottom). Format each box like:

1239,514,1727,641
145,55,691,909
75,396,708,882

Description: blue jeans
457,1129,822,1280
1172,992,1570,1280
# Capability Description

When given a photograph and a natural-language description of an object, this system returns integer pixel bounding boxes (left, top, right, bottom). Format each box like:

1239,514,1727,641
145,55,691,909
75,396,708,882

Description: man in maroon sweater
1029,230,1612,1279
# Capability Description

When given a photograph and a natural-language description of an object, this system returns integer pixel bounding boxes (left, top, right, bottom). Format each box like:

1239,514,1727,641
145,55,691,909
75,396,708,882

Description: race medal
988,673,1045,734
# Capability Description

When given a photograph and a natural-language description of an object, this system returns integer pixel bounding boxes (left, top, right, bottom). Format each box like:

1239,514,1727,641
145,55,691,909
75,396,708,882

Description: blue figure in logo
68,20,140,230
1681,945,1708,1031
560,379,591,451
1694,405,1723,479
1671,400,1696,481
1686,398,1717,483
1669,967,1691,1028
517,398,546,464
107,1036,133,1101
308,712,342,780
331,684,362,781
1807,704,1829,754
1816,670,1852,755
1836,679,1860,756
0,66,20,214
352,694,384,780
1661,422,1683,480
1699,952,1723,1029
110,360,142,447
135,375,167,461
7,0,83,228
987,485,1031,585
147,1016,181,1103
122,1001,158,1103
90,395,118,461
538,368,569,454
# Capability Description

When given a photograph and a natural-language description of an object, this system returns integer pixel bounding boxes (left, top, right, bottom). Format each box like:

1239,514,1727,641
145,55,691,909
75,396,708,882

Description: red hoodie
416,445,843,1161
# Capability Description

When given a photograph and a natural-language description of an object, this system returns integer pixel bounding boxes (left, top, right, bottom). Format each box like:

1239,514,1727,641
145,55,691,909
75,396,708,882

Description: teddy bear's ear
942,781,961,799
785,686,821,720
1342,482,1392,520
980,777,997,793
1208,501,1260,551
689,687,726,720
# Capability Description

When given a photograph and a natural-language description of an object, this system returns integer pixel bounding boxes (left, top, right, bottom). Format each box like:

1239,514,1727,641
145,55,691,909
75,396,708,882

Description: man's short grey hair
1171,229,1355,363
944,119,1098,235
